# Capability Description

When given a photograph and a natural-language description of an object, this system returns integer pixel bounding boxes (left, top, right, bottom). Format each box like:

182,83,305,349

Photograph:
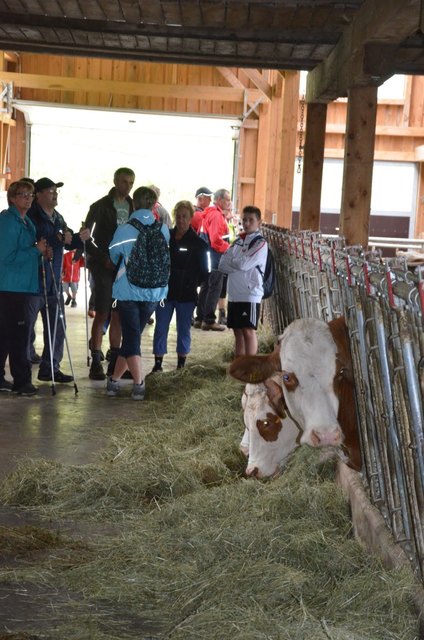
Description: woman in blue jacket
107,186,170,400
0,180,50,395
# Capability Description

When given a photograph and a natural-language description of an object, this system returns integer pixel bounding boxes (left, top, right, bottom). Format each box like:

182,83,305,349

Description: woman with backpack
218,205,268,357
107,186,170,400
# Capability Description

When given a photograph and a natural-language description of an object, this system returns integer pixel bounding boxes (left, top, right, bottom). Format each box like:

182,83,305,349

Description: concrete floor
0,285,204,480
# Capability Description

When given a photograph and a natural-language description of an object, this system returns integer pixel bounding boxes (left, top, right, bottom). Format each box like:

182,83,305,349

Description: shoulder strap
247,234,265,250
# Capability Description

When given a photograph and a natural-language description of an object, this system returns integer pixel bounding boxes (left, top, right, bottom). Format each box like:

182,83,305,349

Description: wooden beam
240,69,272,102
215,66,261,112
306,0,421,102
277,71,300,228
299,103,328,232
340,86,378,247
320,123,424,138
0,71,262,103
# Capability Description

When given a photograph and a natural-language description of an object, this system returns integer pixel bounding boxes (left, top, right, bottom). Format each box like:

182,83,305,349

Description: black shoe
65,294,72,306
13,382,38,396
150,364,163,374
71,300,77,308
30,353,42,364
88,340,105,361
89,362,106,381
0,378,13,392
38,370,74,383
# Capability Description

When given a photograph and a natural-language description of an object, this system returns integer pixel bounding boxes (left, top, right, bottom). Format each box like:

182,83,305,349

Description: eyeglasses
15,192,35,198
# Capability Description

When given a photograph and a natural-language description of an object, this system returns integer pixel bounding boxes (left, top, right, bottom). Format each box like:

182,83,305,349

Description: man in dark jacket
80,167,135,380
27,177,81,383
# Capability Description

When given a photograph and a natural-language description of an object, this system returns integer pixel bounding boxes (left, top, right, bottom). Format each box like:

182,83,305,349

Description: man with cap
26,177,81,383
191,187,213,233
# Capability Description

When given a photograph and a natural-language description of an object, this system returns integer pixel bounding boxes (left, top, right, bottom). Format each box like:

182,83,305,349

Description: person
26,177,79,384
194,188,232,331
80,167,135,380
151,200,209,373
148,184,173,228
191,186,213,233
62,248,84,307
0,180,50,395
106,186,170,400
218,205,268,357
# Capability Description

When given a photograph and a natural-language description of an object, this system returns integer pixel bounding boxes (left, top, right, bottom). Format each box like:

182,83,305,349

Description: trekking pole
48,259,79,396
81,221,90,367
41,255,56,396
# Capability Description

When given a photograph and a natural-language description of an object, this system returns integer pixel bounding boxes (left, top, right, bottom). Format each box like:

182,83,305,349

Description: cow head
241,376,300,479
230,318,360,470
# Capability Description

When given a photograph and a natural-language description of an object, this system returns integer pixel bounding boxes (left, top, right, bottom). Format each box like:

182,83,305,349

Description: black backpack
248,235,276,299
125,218,170,288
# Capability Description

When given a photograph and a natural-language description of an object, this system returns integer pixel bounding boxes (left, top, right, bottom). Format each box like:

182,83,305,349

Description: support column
277,71,300,228
340,85,378,247
298,102,328,231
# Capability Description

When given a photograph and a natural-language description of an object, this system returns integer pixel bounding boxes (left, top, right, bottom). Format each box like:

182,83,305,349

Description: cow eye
281,371,298,390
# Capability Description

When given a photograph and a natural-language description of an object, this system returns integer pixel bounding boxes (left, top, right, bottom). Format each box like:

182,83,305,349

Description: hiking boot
106,377,120,397
65,294,72,306
13,382,38,396
131,381,146,401
0,378,13,392
38,370,74,383
71,299,77,308
201,321,226,332
193,320,202,329
89,361,106,381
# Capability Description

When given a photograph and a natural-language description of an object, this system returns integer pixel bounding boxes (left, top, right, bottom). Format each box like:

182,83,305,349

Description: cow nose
246,465,259,478
310,428,342,447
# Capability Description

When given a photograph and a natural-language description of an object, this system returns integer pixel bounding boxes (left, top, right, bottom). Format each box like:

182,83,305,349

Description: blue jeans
117,300,158,357
153,300,196,356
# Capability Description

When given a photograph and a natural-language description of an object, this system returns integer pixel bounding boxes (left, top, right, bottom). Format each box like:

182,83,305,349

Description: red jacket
62,250,84,283
191,208,204,233
202,205,230,254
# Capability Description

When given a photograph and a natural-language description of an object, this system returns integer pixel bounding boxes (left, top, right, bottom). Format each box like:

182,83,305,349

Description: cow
230,317,361,473
241,375,301,478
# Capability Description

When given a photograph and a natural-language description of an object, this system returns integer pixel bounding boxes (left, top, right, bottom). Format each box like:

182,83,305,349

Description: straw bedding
0,331,418,639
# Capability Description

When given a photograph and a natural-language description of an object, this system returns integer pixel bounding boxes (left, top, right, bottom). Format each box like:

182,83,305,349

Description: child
62,249,84,307
218,205,268,356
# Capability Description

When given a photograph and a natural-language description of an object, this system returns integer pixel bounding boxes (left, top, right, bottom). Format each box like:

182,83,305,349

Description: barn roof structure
1,0,424,244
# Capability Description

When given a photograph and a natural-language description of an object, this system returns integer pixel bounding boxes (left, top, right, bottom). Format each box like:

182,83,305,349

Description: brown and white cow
230,317,361,473
241,375,301,478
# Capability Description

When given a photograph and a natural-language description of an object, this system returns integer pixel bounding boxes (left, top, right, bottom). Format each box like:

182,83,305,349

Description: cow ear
228,352,281,383
264,378,287,419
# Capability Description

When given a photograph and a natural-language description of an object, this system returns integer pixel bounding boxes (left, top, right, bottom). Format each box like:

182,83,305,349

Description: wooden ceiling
0,0,423,101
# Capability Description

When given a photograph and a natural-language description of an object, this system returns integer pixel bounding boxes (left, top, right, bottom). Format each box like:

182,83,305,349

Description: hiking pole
41,254,56,396
81,221,90,367
48,259,79,396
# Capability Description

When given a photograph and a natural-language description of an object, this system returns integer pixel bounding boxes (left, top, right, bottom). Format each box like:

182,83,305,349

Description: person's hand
64,230,72,245
36,238,48,256
80,228,90,242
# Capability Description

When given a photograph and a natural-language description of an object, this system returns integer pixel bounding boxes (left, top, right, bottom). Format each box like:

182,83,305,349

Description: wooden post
299,102,328,231
340,85,378,247
277,71,300,228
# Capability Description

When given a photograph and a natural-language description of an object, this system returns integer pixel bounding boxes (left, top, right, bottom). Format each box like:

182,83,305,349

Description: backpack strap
247,234,266,277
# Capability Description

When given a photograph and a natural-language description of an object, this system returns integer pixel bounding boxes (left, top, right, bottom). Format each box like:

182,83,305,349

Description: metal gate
262,225,424,581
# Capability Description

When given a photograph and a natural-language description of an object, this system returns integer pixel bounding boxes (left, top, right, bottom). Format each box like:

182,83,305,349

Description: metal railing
262,224,424,581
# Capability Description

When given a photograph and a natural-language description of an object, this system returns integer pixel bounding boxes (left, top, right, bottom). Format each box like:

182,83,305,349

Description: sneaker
13,382,38,396
131,381,146,401
30,353,42,364
193,320,202,329
106,377,120,397
89,362,106,381
38,370,74,383
0,378,13,392
71,300,77,308
201,321,226,332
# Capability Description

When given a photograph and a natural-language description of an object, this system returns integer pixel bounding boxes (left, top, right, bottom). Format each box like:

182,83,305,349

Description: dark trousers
196,269,225,324
0,291,32,388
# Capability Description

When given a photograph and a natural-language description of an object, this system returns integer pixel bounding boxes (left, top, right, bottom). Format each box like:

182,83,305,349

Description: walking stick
82,222,90,367
41,256,56,396
48,259,79,396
